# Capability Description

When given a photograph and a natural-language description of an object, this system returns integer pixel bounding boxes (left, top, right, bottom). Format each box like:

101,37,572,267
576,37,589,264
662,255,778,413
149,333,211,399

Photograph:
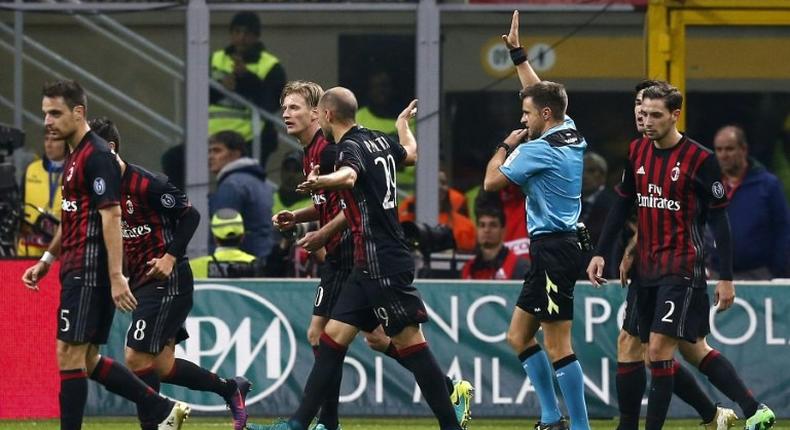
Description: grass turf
0,417,785,430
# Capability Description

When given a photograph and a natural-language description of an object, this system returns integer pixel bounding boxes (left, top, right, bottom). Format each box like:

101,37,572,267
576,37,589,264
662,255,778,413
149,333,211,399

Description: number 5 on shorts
60,309,70,332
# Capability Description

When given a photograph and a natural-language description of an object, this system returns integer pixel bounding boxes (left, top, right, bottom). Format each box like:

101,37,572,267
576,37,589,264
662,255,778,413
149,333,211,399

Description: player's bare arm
100,204,138,312
22,225,62,290
272,206,320,231
502,10,541,89
297,165,357,193
297,211,347,253
619,227,638,288
484,128,529,192
396,99,418,166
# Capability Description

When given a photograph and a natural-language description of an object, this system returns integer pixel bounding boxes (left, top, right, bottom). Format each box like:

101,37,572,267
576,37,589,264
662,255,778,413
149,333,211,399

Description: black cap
230,12,261,36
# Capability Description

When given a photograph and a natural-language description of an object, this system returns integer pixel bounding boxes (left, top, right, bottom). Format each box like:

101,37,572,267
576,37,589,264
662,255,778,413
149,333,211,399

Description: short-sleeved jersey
616,135,728,288
499,116,586,237
121,164,192,293
303,130,353,268
335,126,413,278
59,131,121,285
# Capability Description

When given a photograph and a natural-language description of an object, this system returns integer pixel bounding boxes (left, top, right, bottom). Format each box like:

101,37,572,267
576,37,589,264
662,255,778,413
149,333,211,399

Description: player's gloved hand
272,210,296,230
297,230,327,253
110,273,137,313
501,10,521,50
146,253,176,280
714,280,735,312
619,253,634,289
22,261,50,291
296,165,321,194
586,256,608,288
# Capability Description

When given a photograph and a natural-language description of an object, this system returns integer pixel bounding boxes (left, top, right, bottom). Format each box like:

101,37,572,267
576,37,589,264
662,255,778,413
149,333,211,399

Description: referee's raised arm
502,10,541,88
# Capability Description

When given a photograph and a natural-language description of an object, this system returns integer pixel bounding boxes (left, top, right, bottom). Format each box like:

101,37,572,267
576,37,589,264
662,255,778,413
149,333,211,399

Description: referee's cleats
534,417,569,430
450,379,474,430
246,419,300,430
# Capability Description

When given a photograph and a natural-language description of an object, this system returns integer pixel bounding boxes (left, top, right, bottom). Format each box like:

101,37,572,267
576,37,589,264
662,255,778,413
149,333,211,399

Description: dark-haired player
22,80,189,430
89,117,252,430
589,83,775,430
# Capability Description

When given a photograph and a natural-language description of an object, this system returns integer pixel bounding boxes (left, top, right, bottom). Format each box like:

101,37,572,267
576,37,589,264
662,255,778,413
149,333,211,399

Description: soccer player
89,117,251,430
483,11,589,430
248,88,462,430
272,81,472,430
614,81,738,430
588,83,775,430
21,80,188,430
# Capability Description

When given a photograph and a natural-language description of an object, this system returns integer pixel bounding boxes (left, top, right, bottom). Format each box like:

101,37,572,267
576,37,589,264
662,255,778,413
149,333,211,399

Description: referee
483,11,590,430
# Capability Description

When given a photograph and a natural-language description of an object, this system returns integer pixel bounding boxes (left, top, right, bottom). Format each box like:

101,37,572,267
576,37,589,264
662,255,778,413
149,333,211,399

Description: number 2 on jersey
375,155,397,209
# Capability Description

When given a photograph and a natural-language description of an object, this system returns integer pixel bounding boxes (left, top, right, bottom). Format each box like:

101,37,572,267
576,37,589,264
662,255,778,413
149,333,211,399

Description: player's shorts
636,284,710,343
331,267,428,337
516,232,582,321
622,282,641,338
57,272,115,344
126,284,192,355
313,260,352,318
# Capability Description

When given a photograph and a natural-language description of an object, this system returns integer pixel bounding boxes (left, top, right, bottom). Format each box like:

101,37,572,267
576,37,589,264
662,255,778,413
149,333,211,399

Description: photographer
17,133,67,256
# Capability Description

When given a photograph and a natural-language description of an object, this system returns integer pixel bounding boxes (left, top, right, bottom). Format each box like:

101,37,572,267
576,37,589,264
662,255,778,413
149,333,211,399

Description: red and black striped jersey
336,126,413,278
59,131,121,285
120,164,191,292
616,135,728,288
303,130,352,267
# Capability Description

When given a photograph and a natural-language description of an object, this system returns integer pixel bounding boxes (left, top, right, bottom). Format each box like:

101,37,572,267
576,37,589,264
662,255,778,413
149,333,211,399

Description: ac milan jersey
335,126,413,278
121,164,191,292
615,135,728,288
59,131,121,285
302,130,352,268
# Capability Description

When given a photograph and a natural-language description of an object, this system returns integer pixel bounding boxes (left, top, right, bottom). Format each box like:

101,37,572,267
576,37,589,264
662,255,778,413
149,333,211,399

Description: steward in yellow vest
209,11,286,164
190,208,264,278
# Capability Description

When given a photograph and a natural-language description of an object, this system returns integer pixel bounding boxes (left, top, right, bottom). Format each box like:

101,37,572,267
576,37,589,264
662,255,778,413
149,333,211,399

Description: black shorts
126,285,192,355
331,268,428,337
516,233,582,321
636,285,710,343
622,283,640,337
313,261,351,318
57,272,115,344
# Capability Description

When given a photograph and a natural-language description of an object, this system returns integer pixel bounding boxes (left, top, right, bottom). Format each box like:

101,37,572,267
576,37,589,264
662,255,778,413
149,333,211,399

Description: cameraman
17,133,67,256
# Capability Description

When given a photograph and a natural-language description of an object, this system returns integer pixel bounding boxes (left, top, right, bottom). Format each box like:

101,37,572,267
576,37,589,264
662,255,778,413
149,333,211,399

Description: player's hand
714,280,735,312
22,261,50,291
619,253,634,289
296,165,321,194
586,256,608,288
296,230,327,253
273,210,296,230
396,99,418,129
503,128,529,148
110,273,137,313
145,253,176,280
502,10,521,50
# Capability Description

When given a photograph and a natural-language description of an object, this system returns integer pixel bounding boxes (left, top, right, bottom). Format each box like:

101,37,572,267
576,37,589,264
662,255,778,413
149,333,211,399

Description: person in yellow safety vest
356,69,416,194
17,133,68,256
209,11,287,166
190,208,265,278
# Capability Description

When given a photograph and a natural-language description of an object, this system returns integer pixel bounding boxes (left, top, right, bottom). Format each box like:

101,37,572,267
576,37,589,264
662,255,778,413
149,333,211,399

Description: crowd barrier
1,259,787,419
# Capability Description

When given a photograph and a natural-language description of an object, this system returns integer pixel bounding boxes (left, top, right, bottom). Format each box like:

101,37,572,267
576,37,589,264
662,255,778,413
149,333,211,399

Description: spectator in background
272,150,312,215
17,133,67,256
710,125,790,279
210,11,286,165
399,170,476,252
471,184,530,258
579,151,618,279
461,206,529,280
208,130,274,260
191,208,265,278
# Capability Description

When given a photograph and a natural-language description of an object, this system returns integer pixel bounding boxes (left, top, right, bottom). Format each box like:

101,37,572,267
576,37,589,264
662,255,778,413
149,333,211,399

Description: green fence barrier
86,280,789,418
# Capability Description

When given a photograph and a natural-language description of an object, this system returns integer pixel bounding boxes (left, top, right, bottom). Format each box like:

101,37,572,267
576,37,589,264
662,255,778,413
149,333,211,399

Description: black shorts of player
126,262,194,355
622,282,641,338
636,284,710,344
517,232,583,321
313,260,352,318
57,272,116,344
331,267,428,337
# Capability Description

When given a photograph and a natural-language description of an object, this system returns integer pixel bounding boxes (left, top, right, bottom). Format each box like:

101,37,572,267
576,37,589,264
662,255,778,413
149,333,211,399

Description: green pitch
0,417,786,430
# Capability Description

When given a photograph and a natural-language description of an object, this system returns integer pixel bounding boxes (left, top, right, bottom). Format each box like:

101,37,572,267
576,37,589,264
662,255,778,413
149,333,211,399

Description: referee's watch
495,142,511,154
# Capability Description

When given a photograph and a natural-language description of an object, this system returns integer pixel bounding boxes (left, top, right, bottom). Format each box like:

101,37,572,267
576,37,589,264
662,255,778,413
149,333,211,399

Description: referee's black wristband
509,47,527,66
495,142,511,155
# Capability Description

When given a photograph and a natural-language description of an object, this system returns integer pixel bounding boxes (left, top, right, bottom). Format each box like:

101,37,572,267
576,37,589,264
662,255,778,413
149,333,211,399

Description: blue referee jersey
499,115,586,237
